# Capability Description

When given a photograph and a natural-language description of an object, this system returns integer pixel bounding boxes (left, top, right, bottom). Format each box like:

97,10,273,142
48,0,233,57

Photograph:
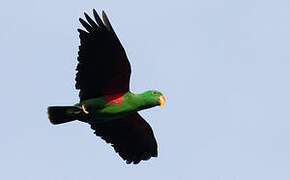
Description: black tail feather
47,106,81,125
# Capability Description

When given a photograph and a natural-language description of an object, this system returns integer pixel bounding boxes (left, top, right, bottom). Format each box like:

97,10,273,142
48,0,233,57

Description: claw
81,104,89,114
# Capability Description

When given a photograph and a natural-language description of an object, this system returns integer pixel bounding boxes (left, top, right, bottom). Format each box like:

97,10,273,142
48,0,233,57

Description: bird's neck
127,92,156,111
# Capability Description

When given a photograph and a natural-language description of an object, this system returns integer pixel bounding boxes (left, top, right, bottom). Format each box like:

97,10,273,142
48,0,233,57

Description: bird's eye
152,91,157,95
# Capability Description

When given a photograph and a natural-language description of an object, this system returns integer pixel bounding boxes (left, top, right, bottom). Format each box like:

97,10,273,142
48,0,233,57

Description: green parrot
47,9,165,164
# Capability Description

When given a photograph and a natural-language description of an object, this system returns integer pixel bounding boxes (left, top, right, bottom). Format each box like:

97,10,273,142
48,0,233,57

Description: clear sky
1,0,290,179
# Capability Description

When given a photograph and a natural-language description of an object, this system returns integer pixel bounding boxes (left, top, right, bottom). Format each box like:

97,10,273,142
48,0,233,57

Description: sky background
1,0,290,179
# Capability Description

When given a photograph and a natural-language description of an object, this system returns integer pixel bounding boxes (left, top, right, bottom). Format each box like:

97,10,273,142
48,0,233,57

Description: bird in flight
48,9,165,164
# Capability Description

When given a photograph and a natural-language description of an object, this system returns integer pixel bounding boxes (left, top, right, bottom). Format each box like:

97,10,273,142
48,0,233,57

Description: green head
139,90,165,109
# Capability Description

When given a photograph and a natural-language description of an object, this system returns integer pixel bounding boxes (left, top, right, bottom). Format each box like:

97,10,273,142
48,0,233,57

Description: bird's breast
80,93,139,123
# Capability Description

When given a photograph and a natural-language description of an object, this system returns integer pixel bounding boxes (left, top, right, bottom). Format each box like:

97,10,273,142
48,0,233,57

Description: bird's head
140,90,165,108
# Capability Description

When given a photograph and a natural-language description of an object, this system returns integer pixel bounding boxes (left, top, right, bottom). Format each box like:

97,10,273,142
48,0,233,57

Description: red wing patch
105,93,125,105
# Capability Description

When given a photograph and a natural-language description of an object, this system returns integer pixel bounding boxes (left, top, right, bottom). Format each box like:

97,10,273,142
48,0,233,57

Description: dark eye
152,91,157,95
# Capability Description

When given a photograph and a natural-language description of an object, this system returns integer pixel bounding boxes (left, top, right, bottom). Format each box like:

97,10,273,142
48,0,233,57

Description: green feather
76,90,163,123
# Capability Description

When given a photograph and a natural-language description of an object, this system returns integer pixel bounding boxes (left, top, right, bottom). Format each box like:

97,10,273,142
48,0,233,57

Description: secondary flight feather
48,9,165,164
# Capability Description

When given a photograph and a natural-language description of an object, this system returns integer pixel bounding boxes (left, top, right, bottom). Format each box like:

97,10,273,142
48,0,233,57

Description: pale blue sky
1,0,290,179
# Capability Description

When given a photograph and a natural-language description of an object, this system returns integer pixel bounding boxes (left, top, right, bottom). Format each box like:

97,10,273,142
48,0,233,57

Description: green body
77,90,162,123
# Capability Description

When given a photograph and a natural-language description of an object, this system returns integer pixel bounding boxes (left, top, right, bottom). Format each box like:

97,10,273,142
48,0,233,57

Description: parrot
47,9,165,164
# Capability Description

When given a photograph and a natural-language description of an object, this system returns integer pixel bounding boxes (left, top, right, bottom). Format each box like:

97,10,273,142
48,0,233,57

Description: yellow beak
159,95,166,107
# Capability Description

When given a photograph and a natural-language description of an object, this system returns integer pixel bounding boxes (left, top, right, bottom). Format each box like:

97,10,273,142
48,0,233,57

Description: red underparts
105,93,125,105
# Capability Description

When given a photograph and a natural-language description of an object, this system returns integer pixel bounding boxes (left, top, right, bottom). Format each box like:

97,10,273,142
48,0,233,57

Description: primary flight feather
48,9,165,164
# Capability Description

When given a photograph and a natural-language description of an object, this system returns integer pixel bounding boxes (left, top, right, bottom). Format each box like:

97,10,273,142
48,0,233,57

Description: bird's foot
81,104,89,114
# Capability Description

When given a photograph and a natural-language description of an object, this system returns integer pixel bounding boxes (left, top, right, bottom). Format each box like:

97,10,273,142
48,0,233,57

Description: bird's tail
47,106,82,125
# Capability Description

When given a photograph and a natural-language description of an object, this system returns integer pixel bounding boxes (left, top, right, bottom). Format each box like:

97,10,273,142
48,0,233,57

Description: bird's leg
81,104,89,114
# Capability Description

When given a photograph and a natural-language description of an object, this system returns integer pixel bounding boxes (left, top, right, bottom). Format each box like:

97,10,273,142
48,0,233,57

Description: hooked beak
159,95,166,107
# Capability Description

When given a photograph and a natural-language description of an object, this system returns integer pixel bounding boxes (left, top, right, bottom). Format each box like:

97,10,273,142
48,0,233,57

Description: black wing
90,113,158,164
76,10,131,101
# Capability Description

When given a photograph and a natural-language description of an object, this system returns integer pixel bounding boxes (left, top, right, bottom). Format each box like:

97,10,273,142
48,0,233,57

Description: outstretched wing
90,113,158,164
76,10,131,101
